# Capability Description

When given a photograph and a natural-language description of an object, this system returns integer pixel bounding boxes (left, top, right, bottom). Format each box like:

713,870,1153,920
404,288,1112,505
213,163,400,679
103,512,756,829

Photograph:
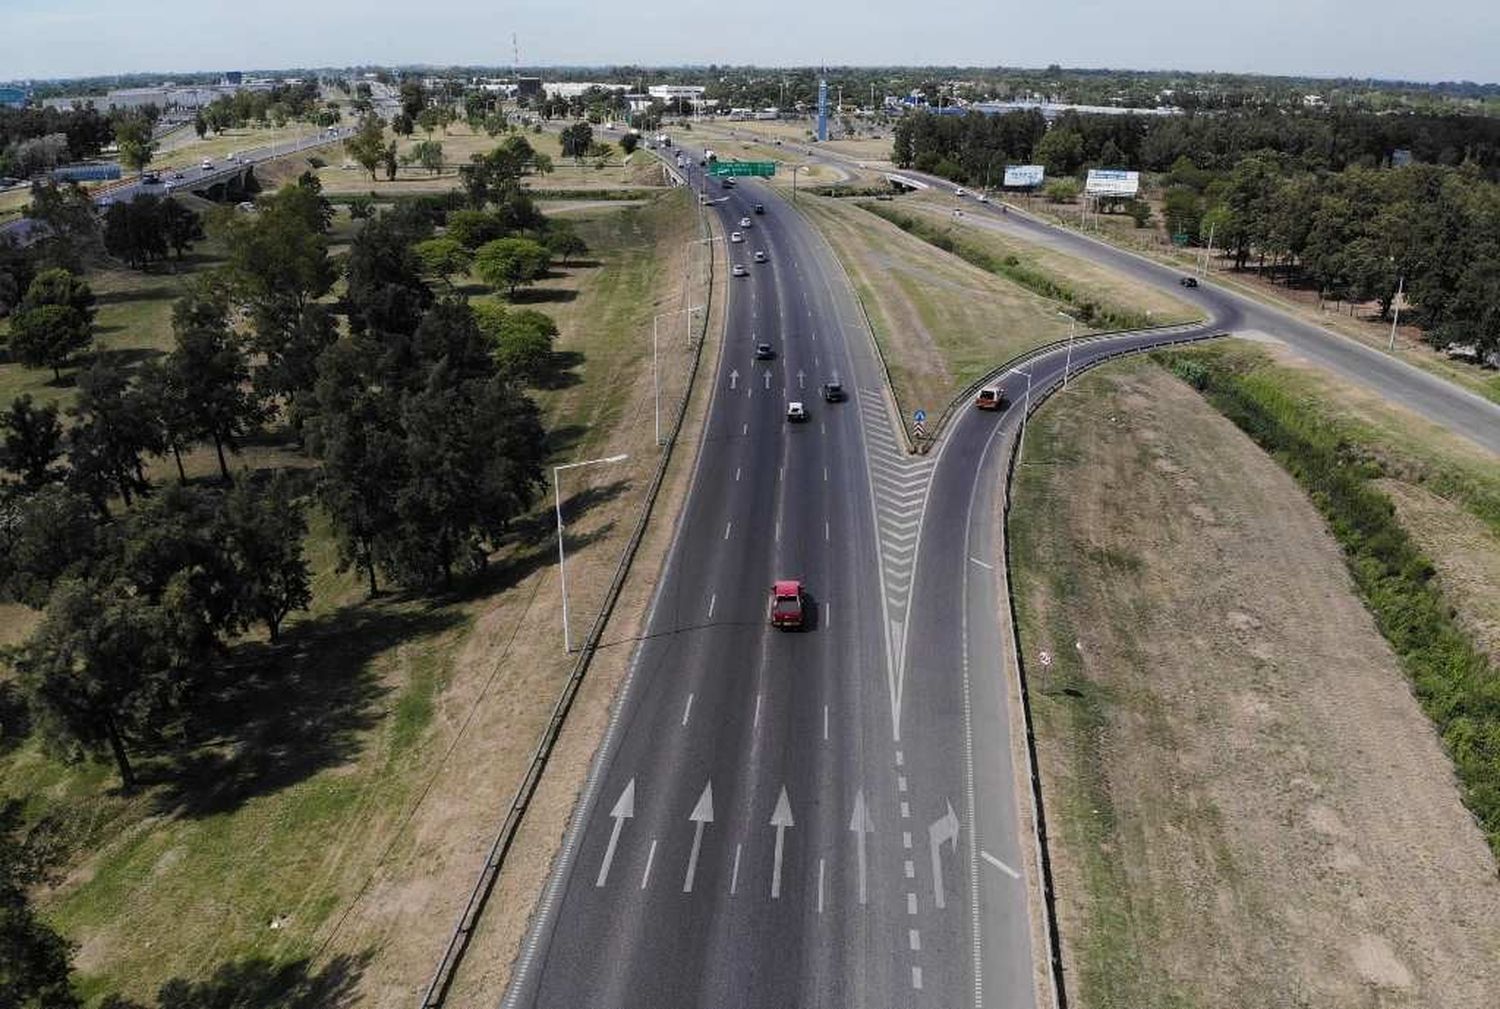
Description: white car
955,187,968,197
201,158,213,169
732,263,748,277
786,402,807,423
977,193,989,203
730,232,744,243
740,217,752,228
753,250,767,263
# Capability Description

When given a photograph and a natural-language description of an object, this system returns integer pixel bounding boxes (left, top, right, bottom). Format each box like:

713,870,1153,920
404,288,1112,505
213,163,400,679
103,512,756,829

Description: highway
0,125,355,243
501,139,1227,1009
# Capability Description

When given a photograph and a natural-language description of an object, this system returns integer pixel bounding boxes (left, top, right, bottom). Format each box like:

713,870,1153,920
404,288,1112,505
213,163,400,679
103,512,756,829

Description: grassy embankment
1010,352,1500,1007
795,192,1192,424
0,185,708,1006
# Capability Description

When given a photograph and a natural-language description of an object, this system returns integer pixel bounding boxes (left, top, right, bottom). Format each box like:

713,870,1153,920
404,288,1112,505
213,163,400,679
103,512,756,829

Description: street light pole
1388,273,1404,352
555,453,630,653
1014,366,1034,462
652,306,705,443
1058,311,1076,386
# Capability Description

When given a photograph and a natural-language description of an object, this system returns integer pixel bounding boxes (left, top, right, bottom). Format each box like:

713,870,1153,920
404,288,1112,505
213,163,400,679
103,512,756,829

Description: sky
3,0,1497,84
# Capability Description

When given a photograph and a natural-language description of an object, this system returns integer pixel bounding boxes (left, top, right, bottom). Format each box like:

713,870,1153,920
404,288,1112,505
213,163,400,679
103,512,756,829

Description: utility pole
1200,220,1216,279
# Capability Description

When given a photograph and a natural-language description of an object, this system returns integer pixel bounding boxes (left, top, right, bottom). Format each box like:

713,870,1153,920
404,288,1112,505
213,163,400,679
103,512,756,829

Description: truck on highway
975,385,1009,410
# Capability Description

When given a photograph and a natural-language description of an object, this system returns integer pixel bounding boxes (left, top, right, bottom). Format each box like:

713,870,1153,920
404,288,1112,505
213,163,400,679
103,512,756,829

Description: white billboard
1085,169,1140,196
1003,165,1045,187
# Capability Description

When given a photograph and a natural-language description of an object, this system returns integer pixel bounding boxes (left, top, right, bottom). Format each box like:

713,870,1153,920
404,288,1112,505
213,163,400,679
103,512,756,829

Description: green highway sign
708,161,778,177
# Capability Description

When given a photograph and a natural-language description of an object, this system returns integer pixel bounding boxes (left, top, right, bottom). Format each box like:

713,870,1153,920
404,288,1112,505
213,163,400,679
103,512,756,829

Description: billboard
1003,165,1045,187
1085,169,1140,196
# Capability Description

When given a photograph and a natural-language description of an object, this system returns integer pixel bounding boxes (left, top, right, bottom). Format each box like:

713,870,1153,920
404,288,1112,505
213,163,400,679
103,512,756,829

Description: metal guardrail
417,192,720,1009
924,322,1209,452
993,327,1228,1009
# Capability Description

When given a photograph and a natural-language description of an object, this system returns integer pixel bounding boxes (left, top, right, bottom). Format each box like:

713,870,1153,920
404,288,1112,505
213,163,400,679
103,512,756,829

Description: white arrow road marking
797,369,806,389
850,789,875,905
929,800,960,909
729,369,739,390
764,369,772,389
981,849,1022,879
595,778,635,887
683,781,715,892
770,786,794,899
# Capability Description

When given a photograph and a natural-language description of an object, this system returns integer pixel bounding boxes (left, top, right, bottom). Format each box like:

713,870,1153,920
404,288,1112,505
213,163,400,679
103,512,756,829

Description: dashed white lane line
912,966,923,991
723,521,732,540
906,893,918,915
775,520,781,542
981,849,1023,880
824,520,830,541
904,860,915,879
909,929,922,951
640,839,658,890
897,775,908,793
823,466,828,482
753,692,763,728
817,858,826,913
681,692,695,726
823,705,829,740
903,831,913,849
735,466,741,481
708,593,717,619
730,843,743,895
826,602,832,627
742,422,748,435
778,465,784,482
900,801,910,819
895,749,904,767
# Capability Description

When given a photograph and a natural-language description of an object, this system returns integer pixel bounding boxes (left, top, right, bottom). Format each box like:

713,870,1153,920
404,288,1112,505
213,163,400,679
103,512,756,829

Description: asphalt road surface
501,139,1228,1009
501,132,1499,1009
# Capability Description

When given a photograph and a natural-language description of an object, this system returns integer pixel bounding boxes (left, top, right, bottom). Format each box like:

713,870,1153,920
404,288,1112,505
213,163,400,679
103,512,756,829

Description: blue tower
817,76,828,142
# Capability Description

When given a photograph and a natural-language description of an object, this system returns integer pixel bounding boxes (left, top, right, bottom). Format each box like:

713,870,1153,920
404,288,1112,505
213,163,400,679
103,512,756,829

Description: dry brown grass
1010,358,1500,1008
795,194,1072,420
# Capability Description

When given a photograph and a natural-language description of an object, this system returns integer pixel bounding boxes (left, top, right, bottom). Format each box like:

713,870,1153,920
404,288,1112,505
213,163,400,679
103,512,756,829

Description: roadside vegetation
1,90,710,1006
1011,357,1500,1008
1154,342,1500,853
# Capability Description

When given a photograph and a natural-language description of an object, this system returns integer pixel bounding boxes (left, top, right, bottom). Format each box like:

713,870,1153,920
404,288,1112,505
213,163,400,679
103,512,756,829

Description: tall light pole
1012,365,1034,462
1388,271,1405,353
1057,310,1077,386
653,306,704,445
555,453,630,653
685,235,721,344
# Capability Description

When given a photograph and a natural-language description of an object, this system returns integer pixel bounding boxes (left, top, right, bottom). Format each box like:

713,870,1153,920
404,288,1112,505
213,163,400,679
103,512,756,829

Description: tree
0,486,103,608
444,209,507,249
475,305,558,386
474,237,551,297
416,107,443,138
544,222,587,266
159,198,204,260
408,139,444,175
193,110,207,139
1043,177,1081,203
113,113,156,176
67,360,156,512
391,111,414,137
343,208,434,336
343,114,386,181
0,799,81,1009
619,132,639,155
217,475,311,642
103,195,169,269
166,290,262,483
136,359,194,483
1,395,65,491
6,268,95,380
24,181,99,272
15,578,188,792
559,122,594,160
306,337,405,597
413,237,473,289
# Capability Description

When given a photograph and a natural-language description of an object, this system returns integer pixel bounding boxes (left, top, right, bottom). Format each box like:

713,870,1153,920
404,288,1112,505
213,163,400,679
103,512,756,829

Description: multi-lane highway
501,130,1500,1009
500,141,1228,1009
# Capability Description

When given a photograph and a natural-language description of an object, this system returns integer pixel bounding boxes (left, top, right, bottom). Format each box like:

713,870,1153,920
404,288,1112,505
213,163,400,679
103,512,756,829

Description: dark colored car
754,203,765,214
755,342,775,360
1180,276,1199,288
822,381,846,402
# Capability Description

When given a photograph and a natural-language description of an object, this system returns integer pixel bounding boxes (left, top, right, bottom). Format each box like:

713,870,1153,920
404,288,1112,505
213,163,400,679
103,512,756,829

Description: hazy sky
4,0,1497,84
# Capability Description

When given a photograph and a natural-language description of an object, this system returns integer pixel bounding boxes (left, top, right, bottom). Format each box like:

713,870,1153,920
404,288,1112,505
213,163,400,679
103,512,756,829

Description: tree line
2,136,591,801
893,107,1500,356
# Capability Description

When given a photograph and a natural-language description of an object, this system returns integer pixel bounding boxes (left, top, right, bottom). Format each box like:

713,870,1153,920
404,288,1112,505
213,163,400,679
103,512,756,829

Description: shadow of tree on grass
103,951,371,1009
